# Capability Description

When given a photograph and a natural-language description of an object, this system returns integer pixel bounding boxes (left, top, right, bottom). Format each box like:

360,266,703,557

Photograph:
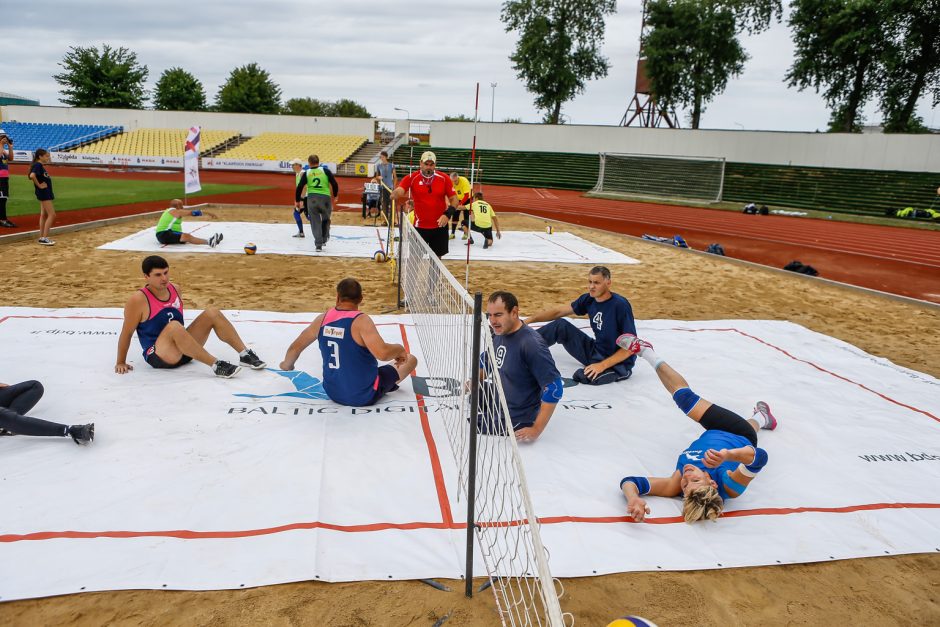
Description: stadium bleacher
215,132,366,164
0,121,123,152
74,128,239,157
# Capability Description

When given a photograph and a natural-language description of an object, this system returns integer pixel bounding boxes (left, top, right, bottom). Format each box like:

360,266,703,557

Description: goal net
399,219,567,627
591,152,726,203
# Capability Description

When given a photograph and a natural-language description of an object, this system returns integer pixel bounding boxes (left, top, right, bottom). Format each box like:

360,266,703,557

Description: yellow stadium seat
74,128,239,157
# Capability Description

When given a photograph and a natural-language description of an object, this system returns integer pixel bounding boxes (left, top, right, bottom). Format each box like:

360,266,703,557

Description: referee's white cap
420,151,436,163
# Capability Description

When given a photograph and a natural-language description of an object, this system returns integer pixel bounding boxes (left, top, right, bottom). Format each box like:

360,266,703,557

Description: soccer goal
398,220,567,627
591,152,726,203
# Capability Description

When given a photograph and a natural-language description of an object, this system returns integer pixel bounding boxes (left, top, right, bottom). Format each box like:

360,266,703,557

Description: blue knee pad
672,387,701,415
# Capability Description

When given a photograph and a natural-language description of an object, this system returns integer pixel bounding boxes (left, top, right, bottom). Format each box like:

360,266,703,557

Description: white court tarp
1,307,938,601
97,222,640,264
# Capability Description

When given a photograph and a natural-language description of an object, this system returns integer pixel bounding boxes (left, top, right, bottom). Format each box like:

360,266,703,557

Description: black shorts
0,178,9,198
367,364,401,404
417,226,449,257
35,188,54,202
156,230,184,245
699,404,758,446
470,224,493,240
144,346,194,369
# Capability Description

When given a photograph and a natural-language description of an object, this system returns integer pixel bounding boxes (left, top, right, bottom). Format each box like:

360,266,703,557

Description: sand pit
1,207,938,626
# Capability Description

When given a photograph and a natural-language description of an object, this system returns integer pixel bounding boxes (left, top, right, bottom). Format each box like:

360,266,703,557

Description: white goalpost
591,152,726,203
398,219,568,626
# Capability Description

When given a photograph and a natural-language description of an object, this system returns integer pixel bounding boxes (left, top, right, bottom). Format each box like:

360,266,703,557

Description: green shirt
305,167,331,196
156,208,183,233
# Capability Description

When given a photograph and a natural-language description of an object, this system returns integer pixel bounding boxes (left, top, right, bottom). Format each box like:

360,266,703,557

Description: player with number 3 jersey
280,278,418,407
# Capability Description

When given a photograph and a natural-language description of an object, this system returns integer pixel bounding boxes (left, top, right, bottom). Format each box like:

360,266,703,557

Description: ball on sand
244,243,258,255
607,617,658,627
373,250,387,263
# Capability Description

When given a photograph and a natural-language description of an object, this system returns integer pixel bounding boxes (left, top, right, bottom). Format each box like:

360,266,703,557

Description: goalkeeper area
589,152,726,203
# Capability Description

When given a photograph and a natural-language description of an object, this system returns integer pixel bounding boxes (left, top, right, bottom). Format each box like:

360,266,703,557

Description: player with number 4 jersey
280,278,418,407
524,266,637,385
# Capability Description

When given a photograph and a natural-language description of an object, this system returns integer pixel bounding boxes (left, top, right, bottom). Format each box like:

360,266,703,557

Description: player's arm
524,303,575,325
514,343,563,443
324,167,339,199
280,314,324,370
115,293,145,374
391,175,409,202
296,174,308,200
357,315,407,362
29,168,47,189
492,213,502,238
620,471,682,521
704,446,768,498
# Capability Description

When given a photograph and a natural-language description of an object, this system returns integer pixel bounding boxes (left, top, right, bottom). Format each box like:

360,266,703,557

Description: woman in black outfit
29,148,56,245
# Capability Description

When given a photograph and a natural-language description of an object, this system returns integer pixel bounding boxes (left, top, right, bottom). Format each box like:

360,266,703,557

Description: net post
464,290,484,598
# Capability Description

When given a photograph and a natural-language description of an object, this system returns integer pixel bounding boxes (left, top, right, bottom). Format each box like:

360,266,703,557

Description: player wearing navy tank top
477,291,563,443
115,255,267,378
615,334,779,524
526,266,637,385
280,278,418,407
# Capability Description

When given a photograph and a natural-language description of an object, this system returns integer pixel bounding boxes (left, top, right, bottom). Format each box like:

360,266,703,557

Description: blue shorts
367,364,401,405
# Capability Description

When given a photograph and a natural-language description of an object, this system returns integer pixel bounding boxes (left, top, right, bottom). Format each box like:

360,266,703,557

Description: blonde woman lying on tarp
615,334,779,523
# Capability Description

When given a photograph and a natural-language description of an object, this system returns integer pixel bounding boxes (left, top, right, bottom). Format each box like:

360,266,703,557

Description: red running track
4,165,939,303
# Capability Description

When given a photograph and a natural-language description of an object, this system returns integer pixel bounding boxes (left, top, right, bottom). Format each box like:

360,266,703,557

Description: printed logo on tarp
29,329,117,336
858,452,940,463
233,369,329,400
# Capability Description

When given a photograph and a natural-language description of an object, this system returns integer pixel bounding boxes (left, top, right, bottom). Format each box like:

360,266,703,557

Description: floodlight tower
620,0,679,128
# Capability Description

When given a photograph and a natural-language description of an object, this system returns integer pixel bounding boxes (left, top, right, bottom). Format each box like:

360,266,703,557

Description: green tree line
53,46,371,117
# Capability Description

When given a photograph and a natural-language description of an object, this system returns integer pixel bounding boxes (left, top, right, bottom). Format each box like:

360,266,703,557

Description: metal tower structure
620,0,679,128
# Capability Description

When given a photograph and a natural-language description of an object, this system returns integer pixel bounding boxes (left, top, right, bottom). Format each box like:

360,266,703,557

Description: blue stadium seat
0,121,123,152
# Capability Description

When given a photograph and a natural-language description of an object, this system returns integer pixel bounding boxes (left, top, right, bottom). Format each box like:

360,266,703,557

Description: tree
332,98,371,118
215,63,281,114
643,1,748,129
282,97,334,116
501,0,616,124
152,67,207,111
443,114,474,122
786,0,887,133
879,0,940,133
281,97,371,117
53,45,149,109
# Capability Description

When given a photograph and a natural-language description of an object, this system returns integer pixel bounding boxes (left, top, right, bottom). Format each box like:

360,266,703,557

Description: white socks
751,408,770,429
639,347,663,370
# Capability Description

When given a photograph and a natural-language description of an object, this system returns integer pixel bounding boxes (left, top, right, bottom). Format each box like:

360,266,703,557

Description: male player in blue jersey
477,291,563,443
279,278,418,407
115,255,266,378
616,334,778,523
524,266,637,385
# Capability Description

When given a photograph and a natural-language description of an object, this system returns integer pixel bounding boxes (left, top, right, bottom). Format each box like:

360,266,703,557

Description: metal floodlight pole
465,291,484,598
490,82,497,123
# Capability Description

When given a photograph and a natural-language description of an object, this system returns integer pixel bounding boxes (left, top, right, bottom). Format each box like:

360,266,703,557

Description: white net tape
592,152,726,202
399,220,566,626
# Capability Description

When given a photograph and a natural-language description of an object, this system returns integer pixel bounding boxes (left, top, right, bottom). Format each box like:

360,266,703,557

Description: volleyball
373,250,387,263
607,616,658,627
244,243,257,255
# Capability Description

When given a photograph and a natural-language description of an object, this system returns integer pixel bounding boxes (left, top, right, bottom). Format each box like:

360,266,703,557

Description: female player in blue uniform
279,278,418,407
615,334,779,523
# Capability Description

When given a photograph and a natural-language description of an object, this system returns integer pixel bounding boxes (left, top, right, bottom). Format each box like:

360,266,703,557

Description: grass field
4,176,270,217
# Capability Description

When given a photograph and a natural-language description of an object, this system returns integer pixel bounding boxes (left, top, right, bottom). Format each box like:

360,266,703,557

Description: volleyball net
398,219,567,626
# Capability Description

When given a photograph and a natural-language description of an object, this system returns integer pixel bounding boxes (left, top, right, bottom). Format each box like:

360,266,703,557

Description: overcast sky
4,1,937,132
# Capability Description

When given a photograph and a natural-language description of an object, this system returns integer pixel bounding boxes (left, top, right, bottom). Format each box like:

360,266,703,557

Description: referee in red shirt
392,151,458,257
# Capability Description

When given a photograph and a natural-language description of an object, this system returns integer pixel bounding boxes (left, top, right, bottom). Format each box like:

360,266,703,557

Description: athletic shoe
239,349,267,370
448,233,455,240
293,232,305,238
0,219,16,228
0,428,13,436
461,233,468,240
615,333,653,355
208,233,223,248
68,423,94,445
212,360,242,378
38,237,55,246
753,401,777,430
316,246,323,252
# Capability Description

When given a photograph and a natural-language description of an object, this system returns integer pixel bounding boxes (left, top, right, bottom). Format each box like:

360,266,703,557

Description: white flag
184,126,201,195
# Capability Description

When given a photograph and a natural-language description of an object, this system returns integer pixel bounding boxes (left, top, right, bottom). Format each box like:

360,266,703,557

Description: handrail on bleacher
48,125,123,152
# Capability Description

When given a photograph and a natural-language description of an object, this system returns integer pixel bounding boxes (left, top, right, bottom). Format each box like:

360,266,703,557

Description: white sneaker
208,233,223,248
38,237,55,246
